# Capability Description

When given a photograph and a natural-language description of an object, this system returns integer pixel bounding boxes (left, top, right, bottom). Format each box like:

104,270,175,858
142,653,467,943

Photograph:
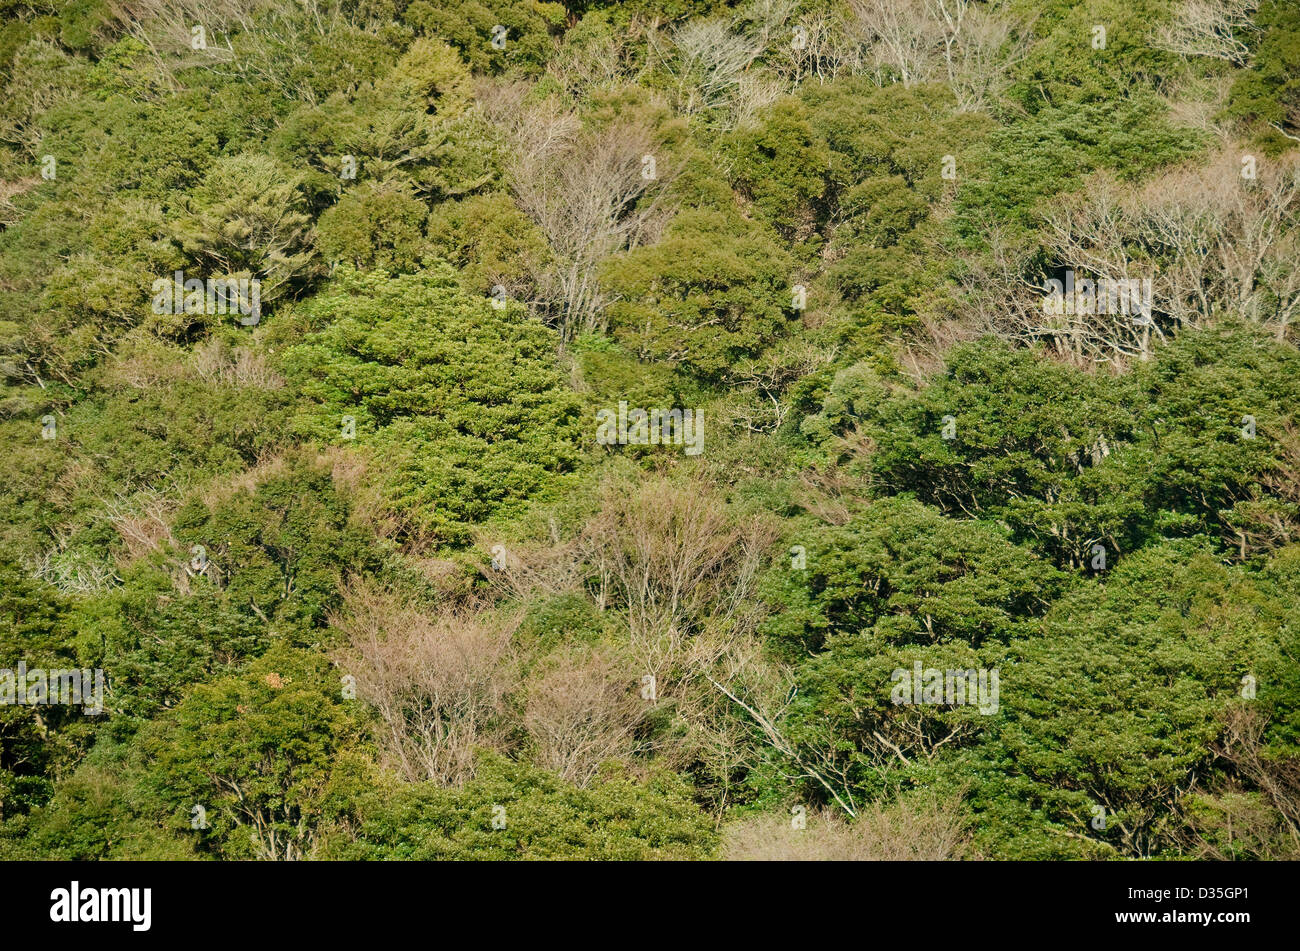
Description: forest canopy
1,0,1298,861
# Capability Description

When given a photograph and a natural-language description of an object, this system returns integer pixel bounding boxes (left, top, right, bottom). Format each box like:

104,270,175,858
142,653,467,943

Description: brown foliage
479,82,676,340
523,647,646,787
576,476,776,645
334,583,516,786
723,795,972,860
1178,706,1300,859
976,150,1300,367
570,476,787,802
1214,707,1300,845
100,487,178,564
190,338,285,389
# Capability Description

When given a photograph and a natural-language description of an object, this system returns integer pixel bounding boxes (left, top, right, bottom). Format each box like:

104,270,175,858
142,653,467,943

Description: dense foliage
2,0,1298,860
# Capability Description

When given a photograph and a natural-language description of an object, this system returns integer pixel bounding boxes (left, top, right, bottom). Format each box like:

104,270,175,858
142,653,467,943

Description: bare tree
935,0,1027,112
1211,706,1300,852
546,14,651,100
0,42,89,156
28,546,122,594
105,0,252,71
576,476,775,647
573,479,783,807
723,796,971,860
472,473,787,809
846,0,1027,109
725,339,838,434
1061,154,1300,340
481,84,674,341
973,151,1300,366
524,648,645,787
189,337,285,388
1175,706,1300,859
334,584,516,786
104,0,340,92
848,0,939,87
98,486,178,564
1154,0,1260,66
651,6,791,119
1038,178,1167,363
475,524,585,604
770,6,870,85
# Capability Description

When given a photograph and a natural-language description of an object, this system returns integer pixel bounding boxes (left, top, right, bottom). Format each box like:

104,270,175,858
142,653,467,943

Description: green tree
328,754,717,860
600,207,794,385
283,266,583,543
316,178,429,273
139,646,370,860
